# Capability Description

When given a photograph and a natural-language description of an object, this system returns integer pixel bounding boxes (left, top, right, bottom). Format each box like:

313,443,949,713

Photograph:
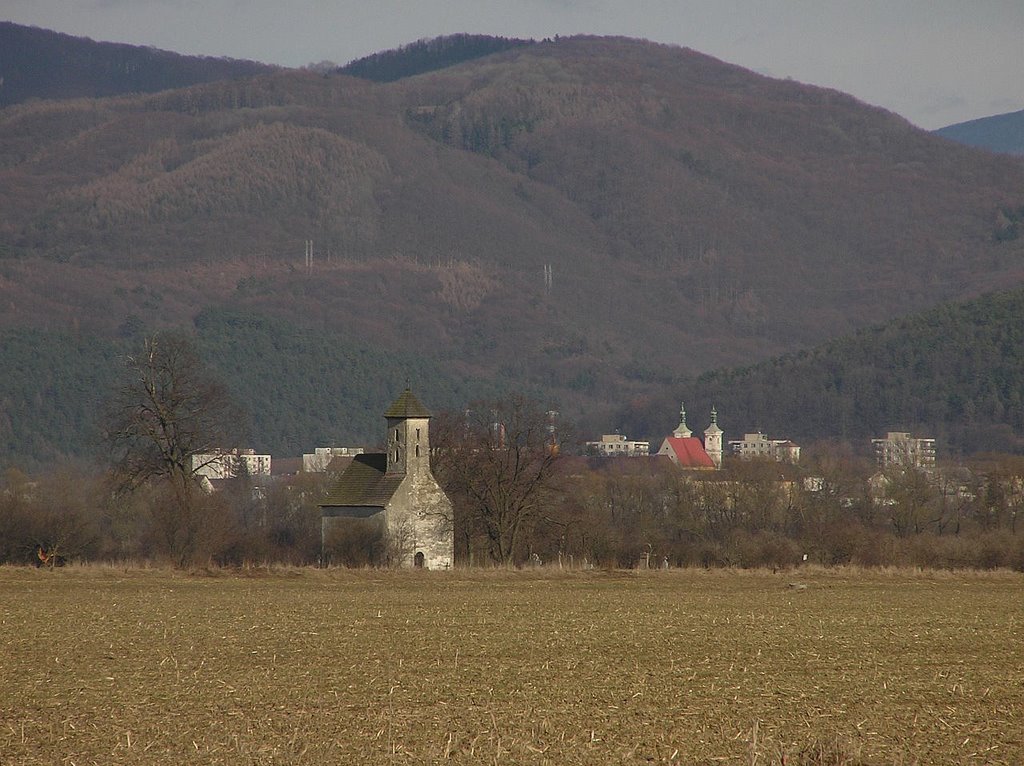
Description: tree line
2,331,1022,570
429,406,1024,571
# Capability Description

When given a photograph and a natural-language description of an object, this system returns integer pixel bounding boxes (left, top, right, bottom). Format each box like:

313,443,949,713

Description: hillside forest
3,31,1024,469
4,285,1024,469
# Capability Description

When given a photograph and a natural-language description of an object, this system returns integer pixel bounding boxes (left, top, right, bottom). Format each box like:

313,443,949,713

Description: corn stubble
1,567,1021,764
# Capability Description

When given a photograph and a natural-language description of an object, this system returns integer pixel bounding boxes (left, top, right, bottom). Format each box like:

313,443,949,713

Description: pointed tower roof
673,401,692,438
704,406,722,435
384,388,432,419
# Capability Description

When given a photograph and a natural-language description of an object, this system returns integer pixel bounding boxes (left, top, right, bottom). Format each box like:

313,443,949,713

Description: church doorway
414,551,425,568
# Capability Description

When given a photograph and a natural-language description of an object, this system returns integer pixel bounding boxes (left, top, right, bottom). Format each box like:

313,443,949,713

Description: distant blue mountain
934,109,1024,155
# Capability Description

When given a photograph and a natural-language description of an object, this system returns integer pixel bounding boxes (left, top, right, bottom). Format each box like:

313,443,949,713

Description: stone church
320,389,454,568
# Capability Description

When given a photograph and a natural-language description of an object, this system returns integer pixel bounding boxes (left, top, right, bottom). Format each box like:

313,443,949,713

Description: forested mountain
935,109,1024,156
616,288,1024,457
2,32,1024,465
0,22,274,107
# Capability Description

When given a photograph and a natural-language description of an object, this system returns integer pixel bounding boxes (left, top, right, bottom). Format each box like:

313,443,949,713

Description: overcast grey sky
3,0,1022,129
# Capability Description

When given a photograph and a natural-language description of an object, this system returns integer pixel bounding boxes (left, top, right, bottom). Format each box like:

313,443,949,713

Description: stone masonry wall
387,472,454,569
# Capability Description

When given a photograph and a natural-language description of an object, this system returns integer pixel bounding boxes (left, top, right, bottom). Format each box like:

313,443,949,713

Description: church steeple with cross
672,401,692,438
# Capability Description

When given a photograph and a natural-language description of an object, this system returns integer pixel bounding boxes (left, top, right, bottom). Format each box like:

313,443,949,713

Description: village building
585,433,651,457
729,432,801,463
656,403,720,469
319,389,454,569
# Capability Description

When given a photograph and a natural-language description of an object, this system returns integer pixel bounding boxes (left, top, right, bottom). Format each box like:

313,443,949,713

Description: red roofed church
657,403,723,469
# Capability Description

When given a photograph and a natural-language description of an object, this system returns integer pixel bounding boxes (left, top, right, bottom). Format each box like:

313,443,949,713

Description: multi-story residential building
872,432,936,470
302,446,365,473
729,432,801,463
585,434,651,457
191,448,271,479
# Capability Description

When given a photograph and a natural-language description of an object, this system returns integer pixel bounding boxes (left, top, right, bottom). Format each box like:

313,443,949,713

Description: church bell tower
703,407,723,469
384,388,432,476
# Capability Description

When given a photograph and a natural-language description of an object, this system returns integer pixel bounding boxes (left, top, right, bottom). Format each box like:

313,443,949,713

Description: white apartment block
585,434,651,457
728,432,801,463
192,448,271,479
872,432,936,470
302,446,365,472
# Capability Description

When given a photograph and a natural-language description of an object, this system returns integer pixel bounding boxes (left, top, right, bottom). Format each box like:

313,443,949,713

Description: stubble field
1,567,1022,765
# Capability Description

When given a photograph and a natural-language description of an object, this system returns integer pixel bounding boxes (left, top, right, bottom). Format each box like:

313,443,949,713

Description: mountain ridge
0,21,275,107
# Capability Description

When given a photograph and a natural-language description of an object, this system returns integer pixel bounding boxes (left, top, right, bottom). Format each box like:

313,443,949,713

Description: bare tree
884,467,940,537
433,396,563,566
104,331,243,566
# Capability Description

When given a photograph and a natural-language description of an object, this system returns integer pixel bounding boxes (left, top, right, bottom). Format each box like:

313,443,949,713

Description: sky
3,0,1023,130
